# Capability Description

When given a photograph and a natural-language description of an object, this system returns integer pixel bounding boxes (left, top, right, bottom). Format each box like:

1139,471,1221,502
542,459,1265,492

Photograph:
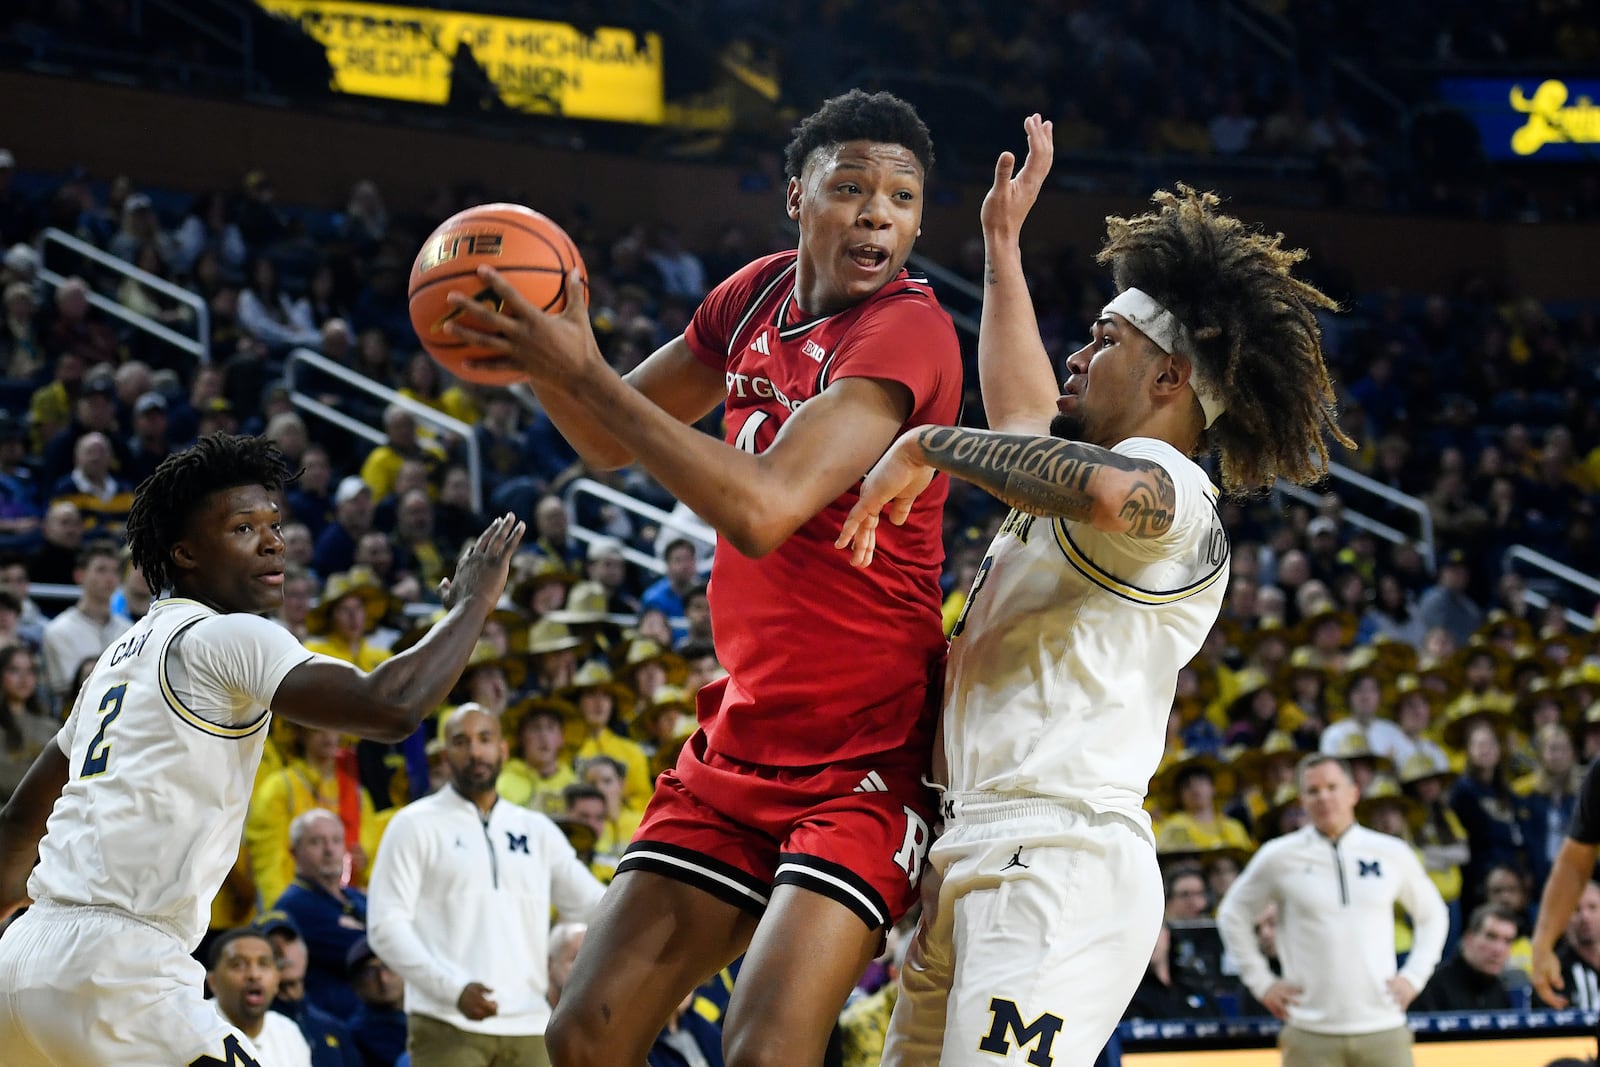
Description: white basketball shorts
0,900,263,1066
882,793,1163,1067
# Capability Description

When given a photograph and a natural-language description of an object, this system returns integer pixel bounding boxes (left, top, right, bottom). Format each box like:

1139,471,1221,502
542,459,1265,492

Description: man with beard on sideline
365,703,605,1066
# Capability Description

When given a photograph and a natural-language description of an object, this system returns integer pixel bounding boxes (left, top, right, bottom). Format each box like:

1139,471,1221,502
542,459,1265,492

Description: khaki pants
1280,1023,1414,1067
408,1013,553,1067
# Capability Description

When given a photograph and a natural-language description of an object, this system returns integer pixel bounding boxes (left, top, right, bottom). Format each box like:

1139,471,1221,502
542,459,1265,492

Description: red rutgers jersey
682,251,962,766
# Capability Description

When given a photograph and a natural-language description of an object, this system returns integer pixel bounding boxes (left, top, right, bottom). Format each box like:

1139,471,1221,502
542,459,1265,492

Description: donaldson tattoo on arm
916,426,1177,538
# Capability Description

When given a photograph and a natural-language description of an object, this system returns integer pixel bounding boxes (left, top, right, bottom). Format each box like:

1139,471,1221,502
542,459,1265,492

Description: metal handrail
1274,479,1418,553
566,478,716,551
35,227,211,363
1502,546,1599,633
1321,461,1437,572
564,476,717,579
283,348,484,512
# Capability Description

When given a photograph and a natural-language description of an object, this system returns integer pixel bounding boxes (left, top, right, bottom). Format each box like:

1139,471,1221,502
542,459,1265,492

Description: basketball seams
410,205,587,381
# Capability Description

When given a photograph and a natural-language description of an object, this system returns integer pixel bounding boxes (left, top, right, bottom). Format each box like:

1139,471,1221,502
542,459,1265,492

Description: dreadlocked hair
1097,185,1353,493
126,433,292,595
783,89,934,180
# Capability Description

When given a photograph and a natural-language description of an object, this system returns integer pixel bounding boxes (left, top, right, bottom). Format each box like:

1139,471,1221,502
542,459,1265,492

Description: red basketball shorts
616,731,936,930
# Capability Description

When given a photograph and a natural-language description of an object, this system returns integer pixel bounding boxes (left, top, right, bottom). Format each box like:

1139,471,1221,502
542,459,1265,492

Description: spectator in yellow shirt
631,685,696,782
359,404,445,502
498,695,579,816
302,567,395,671
1155,753,1256,854
580,754,643,859
559,661,650,813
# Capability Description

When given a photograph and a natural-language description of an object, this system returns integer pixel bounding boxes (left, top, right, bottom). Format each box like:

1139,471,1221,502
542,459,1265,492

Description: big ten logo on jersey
416,232,503,274
978,998,1065,1067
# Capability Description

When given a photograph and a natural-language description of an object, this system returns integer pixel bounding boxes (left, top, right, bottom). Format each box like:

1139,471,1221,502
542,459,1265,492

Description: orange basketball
408,203,587,386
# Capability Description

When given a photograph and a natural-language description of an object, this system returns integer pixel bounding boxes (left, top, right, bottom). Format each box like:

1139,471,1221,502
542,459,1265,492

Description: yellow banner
254,0,663,124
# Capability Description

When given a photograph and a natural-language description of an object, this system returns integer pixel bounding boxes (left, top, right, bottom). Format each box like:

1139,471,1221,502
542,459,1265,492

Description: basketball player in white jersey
0,434,523,1067
837,115,1353,1067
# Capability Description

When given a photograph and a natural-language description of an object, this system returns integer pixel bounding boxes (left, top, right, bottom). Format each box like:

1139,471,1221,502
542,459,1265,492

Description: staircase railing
564,476,716,579
35,227,211,364
1502,546,1599,633
283,347,484,512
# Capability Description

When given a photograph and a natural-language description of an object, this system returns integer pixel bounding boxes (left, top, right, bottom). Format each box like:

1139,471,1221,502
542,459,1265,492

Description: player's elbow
575,442,632,473
723,501,804,559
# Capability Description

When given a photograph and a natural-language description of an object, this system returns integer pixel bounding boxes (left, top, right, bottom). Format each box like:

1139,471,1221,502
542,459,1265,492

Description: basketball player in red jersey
442,90,962,1066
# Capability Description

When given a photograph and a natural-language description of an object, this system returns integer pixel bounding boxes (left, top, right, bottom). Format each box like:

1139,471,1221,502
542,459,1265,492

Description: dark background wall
11,71,1597,300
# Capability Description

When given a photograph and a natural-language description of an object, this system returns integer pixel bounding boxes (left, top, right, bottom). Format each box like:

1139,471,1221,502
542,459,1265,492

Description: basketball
407,203,587,386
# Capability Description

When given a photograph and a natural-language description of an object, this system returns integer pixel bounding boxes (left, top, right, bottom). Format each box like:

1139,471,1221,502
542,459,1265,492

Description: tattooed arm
915,426,1176,536
837,425,1177,566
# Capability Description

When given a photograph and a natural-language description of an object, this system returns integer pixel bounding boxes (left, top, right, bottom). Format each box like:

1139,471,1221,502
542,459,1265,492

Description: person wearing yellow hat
632,685,696,781
560,662,649,815
1398,751,1469,945
1357,780,1429,958
619,638,689,719
1390,675,1449,773
508,555,578,621
446,642,527,732
1154,755,1254,856
303,567,395,672
1319,668,1409,765
1277,649,1333,743
497,695,580,816
526,619,584,695
302,569,416,816
1220,668,1281,749
1229,732,1301,838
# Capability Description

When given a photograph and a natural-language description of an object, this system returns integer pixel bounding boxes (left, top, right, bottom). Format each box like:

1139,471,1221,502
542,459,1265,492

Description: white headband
1102,287,1226,428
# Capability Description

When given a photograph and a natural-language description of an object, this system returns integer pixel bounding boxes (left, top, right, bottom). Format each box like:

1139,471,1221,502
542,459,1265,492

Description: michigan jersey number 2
80,683,127,778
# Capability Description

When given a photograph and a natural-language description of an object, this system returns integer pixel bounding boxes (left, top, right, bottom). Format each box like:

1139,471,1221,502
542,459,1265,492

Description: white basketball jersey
942,437,1229,837
30,597,319,950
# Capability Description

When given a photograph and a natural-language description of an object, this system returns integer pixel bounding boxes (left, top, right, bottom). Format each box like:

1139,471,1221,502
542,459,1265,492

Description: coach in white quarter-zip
1218,754,1447,1067
366,703,605,1067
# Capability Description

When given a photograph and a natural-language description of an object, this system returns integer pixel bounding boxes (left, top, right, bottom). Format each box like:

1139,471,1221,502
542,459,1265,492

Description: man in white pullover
1219,754,1447,1066
367,703,605,1066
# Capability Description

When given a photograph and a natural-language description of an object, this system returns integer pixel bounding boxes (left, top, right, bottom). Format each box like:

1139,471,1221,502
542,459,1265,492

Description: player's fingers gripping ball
408,203,588,385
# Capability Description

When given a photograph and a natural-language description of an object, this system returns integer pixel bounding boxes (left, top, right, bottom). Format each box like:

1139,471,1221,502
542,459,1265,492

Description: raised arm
837,426,1175,567
521,336,727,472
273,515,523,742
978,114,1060,436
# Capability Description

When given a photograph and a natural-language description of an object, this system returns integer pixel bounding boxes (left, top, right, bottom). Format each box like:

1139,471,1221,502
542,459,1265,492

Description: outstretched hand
441,267,600,385
835,430,935,568
440,513,525,610
981,113,1054,243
